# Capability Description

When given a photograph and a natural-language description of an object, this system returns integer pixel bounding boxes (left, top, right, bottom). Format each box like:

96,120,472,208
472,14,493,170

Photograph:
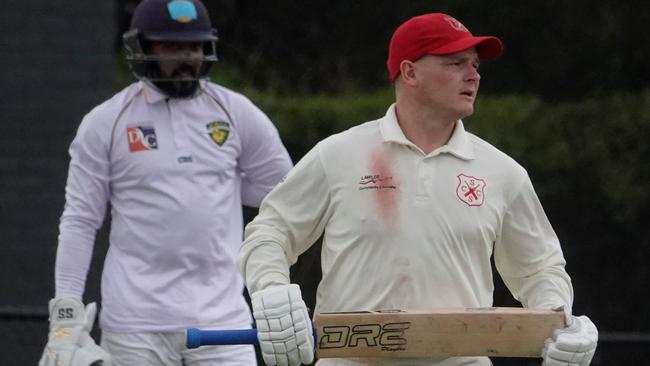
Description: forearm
54,122,109,299
497,174,574,312
55,219,98,299
239,144,330,294
509,265,574,312
239,242,291,295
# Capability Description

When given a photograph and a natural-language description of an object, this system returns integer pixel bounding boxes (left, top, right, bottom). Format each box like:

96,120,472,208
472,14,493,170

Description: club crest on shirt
127,126,158,152
456,174,486,206
206,121,230,146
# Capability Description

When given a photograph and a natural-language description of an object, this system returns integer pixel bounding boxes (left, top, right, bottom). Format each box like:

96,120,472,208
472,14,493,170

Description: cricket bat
186,307,565,358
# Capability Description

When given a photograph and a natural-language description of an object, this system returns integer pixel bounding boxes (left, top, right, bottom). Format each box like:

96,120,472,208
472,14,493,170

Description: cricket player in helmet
39,0,292,365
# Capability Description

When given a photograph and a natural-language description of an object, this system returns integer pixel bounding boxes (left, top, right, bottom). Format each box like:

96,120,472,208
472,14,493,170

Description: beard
151,63,201,99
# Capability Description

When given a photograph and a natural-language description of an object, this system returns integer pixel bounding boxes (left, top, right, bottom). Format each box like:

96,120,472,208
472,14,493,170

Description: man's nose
466,67,480,82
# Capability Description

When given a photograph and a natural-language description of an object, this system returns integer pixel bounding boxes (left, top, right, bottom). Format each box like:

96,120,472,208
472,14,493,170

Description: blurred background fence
1,0,649,365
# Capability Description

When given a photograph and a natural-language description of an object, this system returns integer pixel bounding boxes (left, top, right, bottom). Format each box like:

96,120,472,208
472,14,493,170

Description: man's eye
163,44,180,52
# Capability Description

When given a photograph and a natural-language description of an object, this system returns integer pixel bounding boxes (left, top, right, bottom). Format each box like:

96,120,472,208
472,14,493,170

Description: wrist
48,297,85,326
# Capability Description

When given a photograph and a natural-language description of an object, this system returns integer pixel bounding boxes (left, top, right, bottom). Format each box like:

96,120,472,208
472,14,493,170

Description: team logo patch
167,0,197,23
456,174,486,206
206,121,230,146
444,15,469,32
127,126,158,152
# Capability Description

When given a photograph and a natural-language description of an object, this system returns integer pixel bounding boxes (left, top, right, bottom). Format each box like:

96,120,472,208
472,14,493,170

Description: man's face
413,47,481,121
148,41,205,98
150,41,204,80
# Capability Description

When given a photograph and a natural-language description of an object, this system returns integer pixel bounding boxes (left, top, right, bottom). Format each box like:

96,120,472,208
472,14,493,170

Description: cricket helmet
123,0,219,97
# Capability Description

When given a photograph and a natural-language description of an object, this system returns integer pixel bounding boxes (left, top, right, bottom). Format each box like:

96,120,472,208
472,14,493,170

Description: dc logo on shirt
127,126,158,152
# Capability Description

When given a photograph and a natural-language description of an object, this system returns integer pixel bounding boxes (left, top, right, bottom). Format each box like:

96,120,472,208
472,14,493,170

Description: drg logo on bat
319,322,411,352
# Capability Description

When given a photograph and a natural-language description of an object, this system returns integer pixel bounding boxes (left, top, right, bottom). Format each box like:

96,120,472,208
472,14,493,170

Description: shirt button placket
415,157,431,204
167,100,191,160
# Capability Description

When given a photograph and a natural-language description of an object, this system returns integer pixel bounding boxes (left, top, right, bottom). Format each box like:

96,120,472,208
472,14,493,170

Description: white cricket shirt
56,81,292,332
240,104,573,366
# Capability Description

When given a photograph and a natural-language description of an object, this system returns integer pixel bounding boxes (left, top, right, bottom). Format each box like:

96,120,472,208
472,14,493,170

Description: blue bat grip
186,327,318,349
186,328,259,349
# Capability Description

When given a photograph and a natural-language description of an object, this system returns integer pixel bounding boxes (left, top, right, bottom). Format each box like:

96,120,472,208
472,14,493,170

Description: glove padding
542,315,598,366
39,297,112,366
252,284,314,366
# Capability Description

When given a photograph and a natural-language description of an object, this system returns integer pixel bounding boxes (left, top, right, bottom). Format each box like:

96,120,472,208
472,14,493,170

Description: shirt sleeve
494,175,574,313
234,100,293,207
55,114,111,299
238,144,331,294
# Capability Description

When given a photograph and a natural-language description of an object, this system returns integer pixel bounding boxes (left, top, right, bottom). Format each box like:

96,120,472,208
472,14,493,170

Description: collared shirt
56,81,292,332
240,104,572,366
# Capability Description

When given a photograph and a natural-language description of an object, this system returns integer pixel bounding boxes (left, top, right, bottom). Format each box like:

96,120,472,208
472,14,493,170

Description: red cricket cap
387,13,504,81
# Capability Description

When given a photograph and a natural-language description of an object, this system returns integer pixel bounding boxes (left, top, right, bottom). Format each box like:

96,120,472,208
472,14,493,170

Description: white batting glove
542,315,598,366
39,297,112,366
252,284,314,366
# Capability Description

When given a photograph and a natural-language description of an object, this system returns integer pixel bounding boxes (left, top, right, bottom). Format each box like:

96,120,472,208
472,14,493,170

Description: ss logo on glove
58,307,75,319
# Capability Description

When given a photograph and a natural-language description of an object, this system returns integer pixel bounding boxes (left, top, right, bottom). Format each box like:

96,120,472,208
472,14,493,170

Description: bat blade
314,307,565,359
186,307,565,359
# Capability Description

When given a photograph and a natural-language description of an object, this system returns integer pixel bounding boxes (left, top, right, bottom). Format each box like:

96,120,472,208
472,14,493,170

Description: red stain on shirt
369,148,400,223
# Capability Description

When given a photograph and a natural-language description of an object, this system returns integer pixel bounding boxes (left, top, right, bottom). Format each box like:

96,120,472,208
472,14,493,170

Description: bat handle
186,327,317,349
186,328,259,349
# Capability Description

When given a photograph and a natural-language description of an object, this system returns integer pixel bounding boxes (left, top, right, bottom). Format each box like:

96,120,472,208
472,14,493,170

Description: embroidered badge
206,121,230,146
444,15,469,32
358,174,396,190
127,126,158,152
456,174,486,206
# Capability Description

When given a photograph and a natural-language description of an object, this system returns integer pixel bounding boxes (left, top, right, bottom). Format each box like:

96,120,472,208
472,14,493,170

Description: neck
394,100,457,155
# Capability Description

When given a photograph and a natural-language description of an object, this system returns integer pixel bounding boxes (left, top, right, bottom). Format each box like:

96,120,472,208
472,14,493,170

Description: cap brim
429,36,504,60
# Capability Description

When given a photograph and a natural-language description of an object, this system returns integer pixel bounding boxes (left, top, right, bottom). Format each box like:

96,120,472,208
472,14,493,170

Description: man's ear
399,60,417,85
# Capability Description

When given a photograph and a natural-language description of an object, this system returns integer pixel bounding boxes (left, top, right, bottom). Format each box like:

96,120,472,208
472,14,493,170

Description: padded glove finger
252,285,314,366
39,298,112,366
542,315,598,366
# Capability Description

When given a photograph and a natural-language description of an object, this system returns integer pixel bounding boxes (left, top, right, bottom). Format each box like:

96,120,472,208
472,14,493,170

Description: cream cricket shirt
241,103,573,341
239,106,573,366
56,81,292,332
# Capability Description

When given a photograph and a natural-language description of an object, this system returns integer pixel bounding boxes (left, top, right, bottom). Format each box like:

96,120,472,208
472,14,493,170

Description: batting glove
252,284,314,366
39,297,112,366
542,315,598,366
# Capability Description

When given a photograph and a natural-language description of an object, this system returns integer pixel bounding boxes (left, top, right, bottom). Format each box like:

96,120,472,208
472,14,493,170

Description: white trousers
101,330,257,366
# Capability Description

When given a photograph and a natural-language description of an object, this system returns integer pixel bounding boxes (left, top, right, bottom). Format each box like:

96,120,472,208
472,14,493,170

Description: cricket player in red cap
238,13,598,366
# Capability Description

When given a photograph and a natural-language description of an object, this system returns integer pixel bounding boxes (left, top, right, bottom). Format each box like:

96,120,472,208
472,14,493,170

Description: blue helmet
123,0,218,97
